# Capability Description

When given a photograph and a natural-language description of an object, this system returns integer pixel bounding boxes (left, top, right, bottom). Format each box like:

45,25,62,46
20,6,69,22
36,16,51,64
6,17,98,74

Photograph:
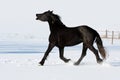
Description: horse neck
48,21,67,32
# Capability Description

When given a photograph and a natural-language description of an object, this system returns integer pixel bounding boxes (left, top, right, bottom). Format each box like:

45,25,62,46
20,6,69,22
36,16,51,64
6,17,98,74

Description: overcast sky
0,0,120,35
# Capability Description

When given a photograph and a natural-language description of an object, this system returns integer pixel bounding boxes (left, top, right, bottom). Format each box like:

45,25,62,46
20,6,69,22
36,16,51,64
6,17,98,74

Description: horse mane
51,13,66,27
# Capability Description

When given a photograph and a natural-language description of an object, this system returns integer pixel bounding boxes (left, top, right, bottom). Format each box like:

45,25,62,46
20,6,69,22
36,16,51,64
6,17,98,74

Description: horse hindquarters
78,26,104,64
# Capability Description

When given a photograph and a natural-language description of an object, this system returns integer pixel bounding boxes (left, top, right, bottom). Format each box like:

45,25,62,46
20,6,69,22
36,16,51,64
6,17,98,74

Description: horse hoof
74,62,79,65
38,64,43,66
65,59,71,63
97,59,103,64
39,61,44,66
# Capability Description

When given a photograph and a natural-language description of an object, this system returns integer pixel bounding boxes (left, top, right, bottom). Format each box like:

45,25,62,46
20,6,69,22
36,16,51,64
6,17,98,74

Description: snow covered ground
0,38,120,80
0,0,120,79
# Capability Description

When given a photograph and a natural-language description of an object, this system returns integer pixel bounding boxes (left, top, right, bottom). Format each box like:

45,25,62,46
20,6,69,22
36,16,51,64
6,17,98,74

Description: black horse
36,10,106,66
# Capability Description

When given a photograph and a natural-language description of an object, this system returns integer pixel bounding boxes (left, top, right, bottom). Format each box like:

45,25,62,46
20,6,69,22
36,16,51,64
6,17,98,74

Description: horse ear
50,10,53,13
48,10,53,13
47,10,50,12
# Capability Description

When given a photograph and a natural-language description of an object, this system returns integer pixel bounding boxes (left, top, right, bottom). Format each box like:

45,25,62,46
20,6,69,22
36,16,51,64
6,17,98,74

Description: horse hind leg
88,45,103,64
74,44,88,65
59,47,71,63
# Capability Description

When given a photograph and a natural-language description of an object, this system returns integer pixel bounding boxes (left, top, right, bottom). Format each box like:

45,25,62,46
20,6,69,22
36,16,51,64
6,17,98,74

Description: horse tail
95,33,107,60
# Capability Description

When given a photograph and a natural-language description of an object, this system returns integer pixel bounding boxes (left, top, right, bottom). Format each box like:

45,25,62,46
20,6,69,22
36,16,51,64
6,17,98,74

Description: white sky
0,0,120,35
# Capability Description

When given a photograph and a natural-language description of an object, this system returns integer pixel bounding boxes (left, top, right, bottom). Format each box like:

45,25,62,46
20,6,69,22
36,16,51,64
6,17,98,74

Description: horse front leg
59,47,71,63
39,43,55,66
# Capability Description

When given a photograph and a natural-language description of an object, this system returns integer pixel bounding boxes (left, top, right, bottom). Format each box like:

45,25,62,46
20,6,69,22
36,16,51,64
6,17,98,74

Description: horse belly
60,35,82,46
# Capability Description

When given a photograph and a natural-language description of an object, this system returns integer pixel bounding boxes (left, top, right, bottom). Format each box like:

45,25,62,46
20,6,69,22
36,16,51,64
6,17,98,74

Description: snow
0,0,120,80
0,39,120,80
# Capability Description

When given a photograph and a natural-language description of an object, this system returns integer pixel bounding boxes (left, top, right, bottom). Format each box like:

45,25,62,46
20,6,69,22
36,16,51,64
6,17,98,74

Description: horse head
36,10,53,21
